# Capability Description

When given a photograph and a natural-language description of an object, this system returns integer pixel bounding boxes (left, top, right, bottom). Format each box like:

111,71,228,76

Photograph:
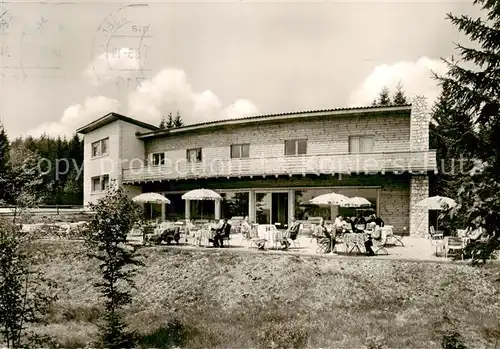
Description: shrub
442,330,468,349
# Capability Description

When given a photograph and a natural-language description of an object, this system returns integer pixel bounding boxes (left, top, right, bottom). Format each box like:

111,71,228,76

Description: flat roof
76,112,159,134
137,104,412,139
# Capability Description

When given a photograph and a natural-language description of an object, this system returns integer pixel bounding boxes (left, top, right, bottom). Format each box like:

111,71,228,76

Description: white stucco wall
83,122,120,207
82,120,152,207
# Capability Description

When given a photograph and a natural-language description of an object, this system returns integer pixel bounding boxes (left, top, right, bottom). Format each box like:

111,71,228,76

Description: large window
186,148,202,163
220,191,249,219
165,193,185,220
294,188,378,221
152,152,165,166
91,138,109,158
91,174,110,192
348,136,374,154
230,144,250,159
285,139,307,156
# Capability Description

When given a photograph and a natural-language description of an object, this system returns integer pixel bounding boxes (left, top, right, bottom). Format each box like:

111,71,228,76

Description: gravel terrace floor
127,233,468,263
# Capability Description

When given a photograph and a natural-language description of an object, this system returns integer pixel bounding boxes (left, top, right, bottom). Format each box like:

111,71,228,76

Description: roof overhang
136,104,412,140
76,112,159,134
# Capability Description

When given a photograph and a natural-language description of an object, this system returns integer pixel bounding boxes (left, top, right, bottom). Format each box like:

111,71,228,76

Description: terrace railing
122,150,437,183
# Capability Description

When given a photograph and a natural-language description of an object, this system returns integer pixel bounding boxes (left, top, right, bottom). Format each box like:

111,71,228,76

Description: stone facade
409,96,431,236
410,96,430,152
145,111,412,165
410,175,429,236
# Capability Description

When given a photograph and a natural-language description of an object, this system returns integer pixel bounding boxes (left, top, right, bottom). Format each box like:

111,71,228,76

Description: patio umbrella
182,189,221,201
309,193,348,206
415,196,457,210
415,195,457,230
132,192,171,220
182,189,221,219
309,193,348,220
340,196,372,208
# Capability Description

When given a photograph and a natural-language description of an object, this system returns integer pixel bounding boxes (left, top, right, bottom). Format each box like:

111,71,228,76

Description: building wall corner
409,174,429,236
410,96,430,152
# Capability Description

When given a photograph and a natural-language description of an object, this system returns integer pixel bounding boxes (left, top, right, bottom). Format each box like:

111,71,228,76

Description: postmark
91,4,153,97
19,12,66,82
1,3,66,83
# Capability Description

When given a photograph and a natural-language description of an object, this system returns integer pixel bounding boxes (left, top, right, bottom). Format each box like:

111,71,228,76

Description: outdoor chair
429,225,444,256
373,230,389,255
381,226,404,247
444,236,464,260
315,235,332,254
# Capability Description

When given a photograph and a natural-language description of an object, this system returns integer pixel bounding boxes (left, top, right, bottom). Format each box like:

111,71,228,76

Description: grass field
29,241,500,349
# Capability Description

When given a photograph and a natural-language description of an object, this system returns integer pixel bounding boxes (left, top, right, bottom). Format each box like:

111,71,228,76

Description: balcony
121,150,437,184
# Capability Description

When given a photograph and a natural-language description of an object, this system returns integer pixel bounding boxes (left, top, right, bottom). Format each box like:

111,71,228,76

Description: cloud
127,67,260,124
224,99,260,119
24,96,121,138
82,48,141,86
348,56,449,107
27,63,260,137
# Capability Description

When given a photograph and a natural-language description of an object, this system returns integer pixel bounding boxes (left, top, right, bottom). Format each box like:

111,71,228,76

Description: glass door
255,191,288,226
272,192,288,227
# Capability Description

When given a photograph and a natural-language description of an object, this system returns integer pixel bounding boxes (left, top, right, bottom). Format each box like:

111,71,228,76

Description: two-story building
76,97,436,236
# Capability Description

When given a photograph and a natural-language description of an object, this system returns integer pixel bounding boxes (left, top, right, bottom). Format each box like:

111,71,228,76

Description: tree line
159,111,184,129
0,127,84,206
372,81,409,106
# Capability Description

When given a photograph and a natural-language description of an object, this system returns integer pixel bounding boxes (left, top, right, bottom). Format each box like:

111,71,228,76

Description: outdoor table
343,232,368,254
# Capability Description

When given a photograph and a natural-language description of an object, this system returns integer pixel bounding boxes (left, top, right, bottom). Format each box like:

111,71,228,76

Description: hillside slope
30,241,500,349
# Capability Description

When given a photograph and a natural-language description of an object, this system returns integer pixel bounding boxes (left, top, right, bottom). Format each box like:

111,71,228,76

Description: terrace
122,150,437,184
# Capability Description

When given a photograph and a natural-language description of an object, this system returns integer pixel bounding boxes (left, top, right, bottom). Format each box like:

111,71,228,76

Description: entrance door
272,192,288,227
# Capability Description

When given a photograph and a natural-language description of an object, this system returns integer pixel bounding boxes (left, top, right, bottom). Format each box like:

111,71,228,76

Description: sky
0,0,482,139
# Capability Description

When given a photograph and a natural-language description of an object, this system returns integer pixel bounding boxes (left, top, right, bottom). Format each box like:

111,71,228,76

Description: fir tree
0,124,10,203
84,184,144,348
166,113,174,129
377,86,391,106
393,81,408,105
159,116,166,129
435,0,500,264
173,111,183,128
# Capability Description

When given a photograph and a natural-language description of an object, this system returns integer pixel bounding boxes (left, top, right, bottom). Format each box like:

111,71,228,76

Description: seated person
374,215,385,227
287,217,301,241
212,218,231,247
364,234,375,256
334,215,344,234
354,214,366,232
343,217,354,232
366,214,376,224
367,214,385,228
372,224,382,240
240,216,251,239
318,218,336,253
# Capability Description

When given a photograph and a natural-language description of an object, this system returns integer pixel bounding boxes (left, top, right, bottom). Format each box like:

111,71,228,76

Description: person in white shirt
334,215,344,234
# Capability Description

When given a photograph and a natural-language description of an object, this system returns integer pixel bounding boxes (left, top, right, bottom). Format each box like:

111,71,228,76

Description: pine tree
435,0,500,263
173,111,183,128
166,113,174,129
429,81,474,201
85,185,144,348
393,81,408,105
0,124,10,203
159,116,166,129
377,86,391,106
